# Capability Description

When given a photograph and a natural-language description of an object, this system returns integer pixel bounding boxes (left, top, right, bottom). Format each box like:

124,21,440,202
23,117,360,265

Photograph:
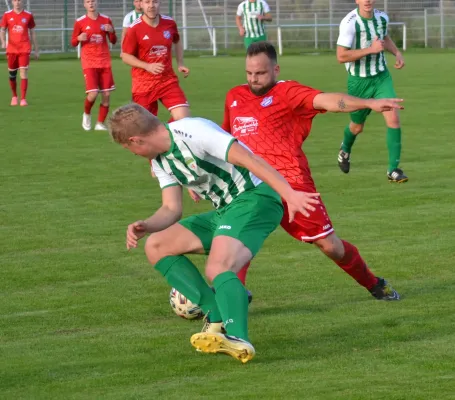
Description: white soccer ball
169,288,203,320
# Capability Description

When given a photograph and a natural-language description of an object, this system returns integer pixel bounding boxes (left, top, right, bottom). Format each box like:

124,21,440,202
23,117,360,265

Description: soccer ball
169,288,203,320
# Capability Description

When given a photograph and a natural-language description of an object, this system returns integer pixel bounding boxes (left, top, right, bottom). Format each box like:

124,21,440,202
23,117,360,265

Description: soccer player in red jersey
121,0,190,122
71,0,117,131
0,0,39,106
223,42,402,300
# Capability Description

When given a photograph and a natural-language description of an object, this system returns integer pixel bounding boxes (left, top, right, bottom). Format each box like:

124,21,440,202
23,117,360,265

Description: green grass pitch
1,52,455,399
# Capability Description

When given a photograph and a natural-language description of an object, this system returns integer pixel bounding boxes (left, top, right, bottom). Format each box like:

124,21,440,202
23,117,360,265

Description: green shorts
179,183,283,257
348,69,397,124
244,34,267,49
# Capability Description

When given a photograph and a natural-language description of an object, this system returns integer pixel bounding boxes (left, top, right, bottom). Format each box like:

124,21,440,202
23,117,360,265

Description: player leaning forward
336,0,407,182
108,103,322,363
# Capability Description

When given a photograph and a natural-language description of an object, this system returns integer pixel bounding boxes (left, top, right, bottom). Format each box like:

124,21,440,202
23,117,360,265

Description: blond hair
108,103,162,144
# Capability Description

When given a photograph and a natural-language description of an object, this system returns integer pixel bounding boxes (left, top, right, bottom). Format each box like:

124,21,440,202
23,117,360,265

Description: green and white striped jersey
337,8,389,78
122,10,142,28
236,0,270,38
152,118,262,209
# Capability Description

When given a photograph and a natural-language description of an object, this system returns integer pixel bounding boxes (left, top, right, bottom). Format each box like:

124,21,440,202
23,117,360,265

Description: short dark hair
246,41,277,63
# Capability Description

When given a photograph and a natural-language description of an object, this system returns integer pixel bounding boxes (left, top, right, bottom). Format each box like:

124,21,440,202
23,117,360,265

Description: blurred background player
121,0,142,56
121,0,190,122
236,0,272,49
71,0,117,131
336,0,407,183
224,42,401,301
0,0,39,106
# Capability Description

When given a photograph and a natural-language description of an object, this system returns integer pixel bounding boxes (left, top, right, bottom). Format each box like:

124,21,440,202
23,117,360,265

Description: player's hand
145,63,165,75
285,191,321,222
239,27,245,36
188,189,201,203
178,65,190,78
370,98,404,112
126,220,148,250
394,52,405,69
78,32,88,42
34,50,39,60
369,37,384,54
103,24,114,32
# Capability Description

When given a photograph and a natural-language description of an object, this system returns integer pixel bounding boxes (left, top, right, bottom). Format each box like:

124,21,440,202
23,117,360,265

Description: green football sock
213,271,249,342
341,126,357,153
155,255,222,322
387,127,402,172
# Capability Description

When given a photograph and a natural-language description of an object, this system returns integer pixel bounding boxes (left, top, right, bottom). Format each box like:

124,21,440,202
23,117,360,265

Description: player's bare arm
174,39,189,78
337,37,384,63
0,28,6,49
383,35,405,69
227,142,320,221
313,93,404,113
235,15,245,36
31,28,39,59
257,12,272,21
126,185,183,249
121,52,165,74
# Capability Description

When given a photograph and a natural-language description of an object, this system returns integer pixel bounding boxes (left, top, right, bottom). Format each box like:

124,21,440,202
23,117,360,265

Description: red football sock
98,104,109,123
84,98,95,114
9,79,17,97
236,262,250,285
20,79,28,99
335,240,378,290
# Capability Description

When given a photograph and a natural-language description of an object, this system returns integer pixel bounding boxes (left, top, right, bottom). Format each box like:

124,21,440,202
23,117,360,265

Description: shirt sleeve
236,3,244,17
262,1,271,13
337,17,355,48
107,17,117,44
172,20,180,43
28,14,36,29
286,81,326,119
382,12,389,36
193,119,237,162
70,20,81,47
122,13,131,28
221,93,232,133
122,27,137,55
152,160,180,189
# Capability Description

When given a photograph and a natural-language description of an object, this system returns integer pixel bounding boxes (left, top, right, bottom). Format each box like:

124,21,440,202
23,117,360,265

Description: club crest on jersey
22,18,27,23
260,96,273,107
163,30,171,39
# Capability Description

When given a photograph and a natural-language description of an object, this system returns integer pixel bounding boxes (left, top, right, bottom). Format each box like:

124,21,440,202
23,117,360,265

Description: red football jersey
122,14,180,94
222,81,325,190
0,9,35,54
71,13,117,69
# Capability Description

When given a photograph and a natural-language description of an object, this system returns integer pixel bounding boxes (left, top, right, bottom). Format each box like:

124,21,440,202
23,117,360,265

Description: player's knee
145,234,169,265
349,123,364,135
9,70,17,81
314,234,344,261
19,70,28,79
386,111,400,128
87,92,98,102
101,91,110,104
205,262,230,282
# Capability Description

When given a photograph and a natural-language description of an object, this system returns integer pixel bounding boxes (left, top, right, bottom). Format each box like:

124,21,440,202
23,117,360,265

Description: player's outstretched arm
384,35,405,69
313,93,404,113
126,185,183,250
227,142,320,222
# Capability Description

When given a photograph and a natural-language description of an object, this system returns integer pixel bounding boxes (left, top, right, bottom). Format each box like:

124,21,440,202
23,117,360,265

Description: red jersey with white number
222,81,325,190
122,14,180,94
0,9,35,54
71,13,117,69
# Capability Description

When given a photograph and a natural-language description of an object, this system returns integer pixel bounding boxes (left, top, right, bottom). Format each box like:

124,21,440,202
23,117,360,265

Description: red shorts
281,195,334,243
83,68,115,93
132,81,189,116
7,53,30,71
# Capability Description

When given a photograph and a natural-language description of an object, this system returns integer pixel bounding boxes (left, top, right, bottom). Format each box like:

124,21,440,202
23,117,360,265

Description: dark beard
248,81,276,96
